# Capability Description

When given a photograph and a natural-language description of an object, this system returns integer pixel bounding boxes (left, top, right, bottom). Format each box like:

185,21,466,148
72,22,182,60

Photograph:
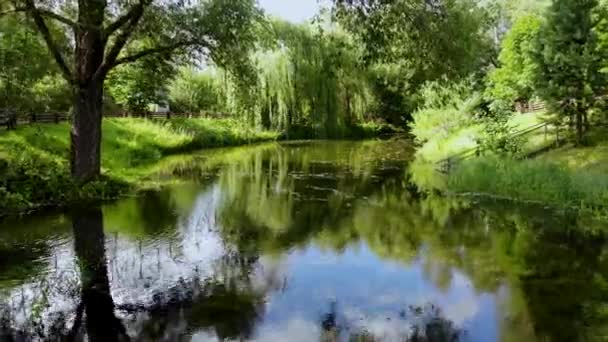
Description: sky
258,0,326,23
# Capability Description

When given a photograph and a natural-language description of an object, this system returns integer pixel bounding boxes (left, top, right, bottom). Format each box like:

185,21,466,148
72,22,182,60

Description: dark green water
0,139,607,341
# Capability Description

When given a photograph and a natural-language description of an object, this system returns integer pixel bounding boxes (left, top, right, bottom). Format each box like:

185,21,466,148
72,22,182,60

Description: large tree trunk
71,4,106,183
71,80,103,182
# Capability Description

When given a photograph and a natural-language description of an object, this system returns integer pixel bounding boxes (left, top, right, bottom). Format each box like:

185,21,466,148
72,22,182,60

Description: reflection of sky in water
2,182,503,340
257,245,498,342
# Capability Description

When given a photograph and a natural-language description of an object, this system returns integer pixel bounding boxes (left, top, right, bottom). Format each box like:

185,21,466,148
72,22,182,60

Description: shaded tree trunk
71,80,103,182
344,87,353,127
71,3,106,183
576,107,584,145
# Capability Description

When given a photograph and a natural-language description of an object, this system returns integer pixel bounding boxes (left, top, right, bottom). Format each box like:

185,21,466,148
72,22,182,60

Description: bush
410,80,482,145
0,152,129,214
478,110,525,157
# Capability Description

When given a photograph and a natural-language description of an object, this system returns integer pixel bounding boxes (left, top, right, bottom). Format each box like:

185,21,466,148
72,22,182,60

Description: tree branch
94,2,149,80
112,41,198,66
104,0,153,36
23,0,73,82
1,7,78,28
94,40,198,79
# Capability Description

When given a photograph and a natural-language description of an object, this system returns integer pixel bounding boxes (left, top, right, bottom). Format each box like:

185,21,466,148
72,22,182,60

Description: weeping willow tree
253,20,374,137
170,20,375,138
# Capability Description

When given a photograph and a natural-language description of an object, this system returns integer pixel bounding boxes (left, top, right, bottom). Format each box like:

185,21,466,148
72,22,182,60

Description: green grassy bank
0,118,279,215
446,156,608,213
0,118,395,216
408,121,608,216
440,126,608,214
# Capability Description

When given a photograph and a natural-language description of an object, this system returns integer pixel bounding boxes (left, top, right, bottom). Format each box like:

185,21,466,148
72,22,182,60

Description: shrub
410,80,482,145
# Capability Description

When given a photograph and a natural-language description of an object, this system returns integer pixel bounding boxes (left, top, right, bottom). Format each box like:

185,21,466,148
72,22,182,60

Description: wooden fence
437,120,563,173
1,110,233,129
515,101,546,113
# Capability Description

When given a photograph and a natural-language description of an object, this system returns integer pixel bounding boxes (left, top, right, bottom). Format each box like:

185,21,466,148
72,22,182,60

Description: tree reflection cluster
0,140,607,340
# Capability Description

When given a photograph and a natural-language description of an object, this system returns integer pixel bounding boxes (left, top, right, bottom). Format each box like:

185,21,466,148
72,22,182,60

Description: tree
106,52,175,115
333,0,495,121
533,0,606,144
486,15,543,108
0,14,62,112
1,0,261,182
168,67,224,114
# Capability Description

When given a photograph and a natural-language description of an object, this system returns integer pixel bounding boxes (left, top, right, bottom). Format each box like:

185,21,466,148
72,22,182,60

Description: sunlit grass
538,126,608,173
415,111,555,162
448,156,608,210
0,118,279,214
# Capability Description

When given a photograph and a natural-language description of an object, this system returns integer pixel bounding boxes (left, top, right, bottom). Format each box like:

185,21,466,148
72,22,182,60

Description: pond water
0,139,607,341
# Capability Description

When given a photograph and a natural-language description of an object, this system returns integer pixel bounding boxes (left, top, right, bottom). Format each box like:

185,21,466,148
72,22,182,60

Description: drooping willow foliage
169,20,375,138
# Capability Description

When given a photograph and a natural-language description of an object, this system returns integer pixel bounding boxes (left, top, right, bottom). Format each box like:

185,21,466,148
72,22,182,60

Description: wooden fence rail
1,110,233,130
437,120,563,173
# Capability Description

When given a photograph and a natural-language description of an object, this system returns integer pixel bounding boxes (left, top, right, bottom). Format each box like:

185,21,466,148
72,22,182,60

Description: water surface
1,139,607,341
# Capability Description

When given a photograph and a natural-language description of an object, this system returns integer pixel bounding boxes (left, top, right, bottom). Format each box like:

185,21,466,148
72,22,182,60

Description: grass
415,111,551,162
0,118,395,215
448,156,608,212
0,118,279,215
538,126,608,173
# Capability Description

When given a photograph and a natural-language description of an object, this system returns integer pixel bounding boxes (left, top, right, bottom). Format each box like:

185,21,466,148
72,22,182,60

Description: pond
0,139,607,341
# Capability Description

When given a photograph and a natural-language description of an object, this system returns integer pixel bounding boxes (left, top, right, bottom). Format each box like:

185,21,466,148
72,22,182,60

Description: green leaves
486,15,543,105
531,0,606,142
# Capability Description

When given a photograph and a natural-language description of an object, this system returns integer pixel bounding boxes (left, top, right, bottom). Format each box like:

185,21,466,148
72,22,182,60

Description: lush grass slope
448,156,608,213
0,118,279,214
416,111,552,162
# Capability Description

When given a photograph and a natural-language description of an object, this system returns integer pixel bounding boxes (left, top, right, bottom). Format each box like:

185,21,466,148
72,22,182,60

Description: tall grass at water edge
448,156,608,210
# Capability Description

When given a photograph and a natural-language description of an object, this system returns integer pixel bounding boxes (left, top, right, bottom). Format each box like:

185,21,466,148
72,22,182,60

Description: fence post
166,112,171,120
30,113,36,123
54,112,59,124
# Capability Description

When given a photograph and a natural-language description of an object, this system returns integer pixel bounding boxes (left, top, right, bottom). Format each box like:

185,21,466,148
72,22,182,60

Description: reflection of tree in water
2,140,608,340
318,301,461,342
214,142,608,341
0,207,267,341
126,277,265,341
217,141,411,255
71,207,130,341
0,208,129,341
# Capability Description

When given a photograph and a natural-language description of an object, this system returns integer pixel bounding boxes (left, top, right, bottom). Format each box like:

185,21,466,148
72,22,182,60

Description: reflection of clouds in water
2,238,79,327
190,330,221,342
442,272,481,327
110,186,226,305
253,318,321,342
2,185,230,331
256,245,494,341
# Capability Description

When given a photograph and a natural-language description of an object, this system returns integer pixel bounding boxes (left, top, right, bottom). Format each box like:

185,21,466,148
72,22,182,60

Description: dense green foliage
166,20,378,138
106,55,175,114
533,0,607,144
0,15,69,112
486,15,543,108
2,0,608,209
334,0,496,121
